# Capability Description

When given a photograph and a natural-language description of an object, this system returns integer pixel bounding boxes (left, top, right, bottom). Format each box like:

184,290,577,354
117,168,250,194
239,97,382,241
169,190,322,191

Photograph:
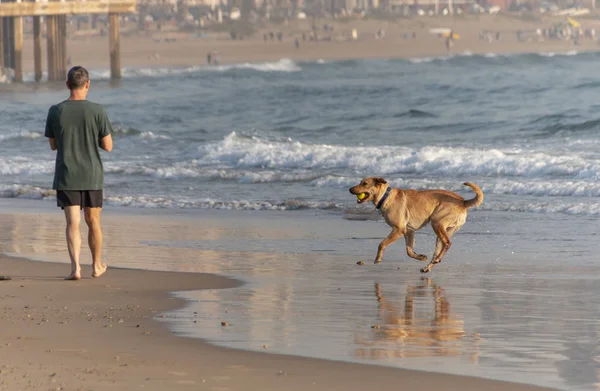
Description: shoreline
0,199,563,390
0,254,558,391
2,14,600,80
0,200,584,391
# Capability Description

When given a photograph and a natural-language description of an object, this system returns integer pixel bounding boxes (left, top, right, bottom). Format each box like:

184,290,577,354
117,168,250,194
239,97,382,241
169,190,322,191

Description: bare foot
65,272,81,280
92,262,107,278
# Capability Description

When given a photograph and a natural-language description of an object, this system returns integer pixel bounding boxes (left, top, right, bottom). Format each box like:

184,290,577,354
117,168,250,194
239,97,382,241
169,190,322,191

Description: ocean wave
193,132,600,179
214,58,301,72
0,126,166,143
0,59,302,83
0,130,42,142
104,195,341,211
315,176,600,198
4,130,599,185
482,200,600,216
91,59,300,79
0,184,54,199
571,80,600,90
484,180,600,197
0,182,599,216
407,50,596,66
111,124,141,136
539,50,579,57
138,131,172,140
111,125,170,140
107,165,321,182
93,195,600,216
524,113,600,134
394,109,436,118
106,163,600,198
0,159,53,176
103,192,600,216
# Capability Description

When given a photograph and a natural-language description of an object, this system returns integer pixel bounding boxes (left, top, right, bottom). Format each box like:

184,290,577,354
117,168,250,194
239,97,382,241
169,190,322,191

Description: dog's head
349,177,388,205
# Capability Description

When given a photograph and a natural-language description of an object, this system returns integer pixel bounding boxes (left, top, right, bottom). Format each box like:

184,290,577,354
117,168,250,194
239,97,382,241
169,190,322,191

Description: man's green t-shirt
44,100,113,191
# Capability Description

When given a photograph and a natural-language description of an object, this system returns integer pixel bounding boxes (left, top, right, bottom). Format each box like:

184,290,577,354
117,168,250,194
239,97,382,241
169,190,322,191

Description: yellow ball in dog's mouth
357,193,367,200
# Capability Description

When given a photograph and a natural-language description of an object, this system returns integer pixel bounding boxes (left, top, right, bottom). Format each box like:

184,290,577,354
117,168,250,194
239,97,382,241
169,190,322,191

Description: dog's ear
375,177,387,185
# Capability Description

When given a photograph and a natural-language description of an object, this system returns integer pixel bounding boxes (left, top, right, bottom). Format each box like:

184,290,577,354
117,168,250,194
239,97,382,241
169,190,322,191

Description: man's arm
98,107,114,153
100,134,113,152
44,106,56,150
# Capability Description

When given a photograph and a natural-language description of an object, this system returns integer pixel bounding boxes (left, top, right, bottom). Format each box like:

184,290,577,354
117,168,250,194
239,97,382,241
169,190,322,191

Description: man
45,66,113,280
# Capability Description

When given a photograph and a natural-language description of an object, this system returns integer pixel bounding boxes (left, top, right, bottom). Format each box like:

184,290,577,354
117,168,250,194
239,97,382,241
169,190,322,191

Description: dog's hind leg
420,225,457,273
375,227,405,264
405,230,428,262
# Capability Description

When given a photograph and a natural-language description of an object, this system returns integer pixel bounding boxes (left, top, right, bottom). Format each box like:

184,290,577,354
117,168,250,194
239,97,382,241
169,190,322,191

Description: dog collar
376,187,391,209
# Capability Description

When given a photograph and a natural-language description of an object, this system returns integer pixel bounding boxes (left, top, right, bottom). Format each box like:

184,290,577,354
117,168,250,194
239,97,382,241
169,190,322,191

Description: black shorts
56,190,103,209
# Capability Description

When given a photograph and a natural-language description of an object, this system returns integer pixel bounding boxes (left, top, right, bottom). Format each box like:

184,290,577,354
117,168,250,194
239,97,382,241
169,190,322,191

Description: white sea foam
0,158,53,176
481,200,600,216
90,59,300,79
408,50,586,64
315,176,600,198
104,195,340,211
539,50,578,57
0,131,42,142
98,195,600,216
0,181,598,216
0,184,54,199
409,57,436,64
137,131,171,140
194,132,600,179
106,164,320,182
0,59,302,84
213,58,301,72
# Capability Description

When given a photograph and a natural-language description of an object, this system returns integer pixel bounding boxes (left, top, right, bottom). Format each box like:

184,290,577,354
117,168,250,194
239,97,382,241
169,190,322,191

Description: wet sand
0,255,554,391
1,199,599,390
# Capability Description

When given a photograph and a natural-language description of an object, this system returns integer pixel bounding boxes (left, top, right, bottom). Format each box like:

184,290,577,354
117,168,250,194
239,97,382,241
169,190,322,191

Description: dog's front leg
375,228,405,264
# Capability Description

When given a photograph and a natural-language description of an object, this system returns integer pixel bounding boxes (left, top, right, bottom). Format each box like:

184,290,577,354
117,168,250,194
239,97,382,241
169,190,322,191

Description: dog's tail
463,182,484,209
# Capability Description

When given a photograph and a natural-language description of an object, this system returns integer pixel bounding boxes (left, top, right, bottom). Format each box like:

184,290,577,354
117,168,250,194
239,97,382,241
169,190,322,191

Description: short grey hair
67,66,89,89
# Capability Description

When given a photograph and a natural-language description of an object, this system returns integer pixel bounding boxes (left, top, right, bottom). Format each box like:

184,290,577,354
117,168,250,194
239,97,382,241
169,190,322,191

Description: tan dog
349,177,483,273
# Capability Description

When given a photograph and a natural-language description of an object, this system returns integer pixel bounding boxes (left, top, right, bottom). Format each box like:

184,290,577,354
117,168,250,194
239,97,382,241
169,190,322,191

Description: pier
0,0,136,82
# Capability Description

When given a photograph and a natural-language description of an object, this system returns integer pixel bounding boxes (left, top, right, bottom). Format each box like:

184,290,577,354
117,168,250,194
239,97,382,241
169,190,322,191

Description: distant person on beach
445,30,454,54
211,51,220,65
44,66,113,281
207,51,212,65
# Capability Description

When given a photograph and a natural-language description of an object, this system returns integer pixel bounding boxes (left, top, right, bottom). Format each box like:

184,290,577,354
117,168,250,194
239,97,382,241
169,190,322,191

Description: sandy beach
13,13,600,74
0,254,556,391
1,198,599,390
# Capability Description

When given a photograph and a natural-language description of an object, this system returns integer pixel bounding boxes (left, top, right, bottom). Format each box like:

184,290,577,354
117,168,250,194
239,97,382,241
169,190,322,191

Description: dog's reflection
355,278,480,362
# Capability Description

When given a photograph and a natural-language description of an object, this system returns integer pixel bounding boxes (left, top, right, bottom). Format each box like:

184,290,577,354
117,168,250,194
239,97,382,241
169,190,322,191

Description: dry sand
0,255,558,391
14,14,600,73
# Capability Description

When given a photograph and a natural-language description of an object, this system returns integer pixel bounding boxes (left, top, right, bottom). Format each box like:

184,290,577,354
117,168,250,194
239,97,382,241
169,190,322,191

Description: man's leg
84,207,107,278
64,206,82,280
